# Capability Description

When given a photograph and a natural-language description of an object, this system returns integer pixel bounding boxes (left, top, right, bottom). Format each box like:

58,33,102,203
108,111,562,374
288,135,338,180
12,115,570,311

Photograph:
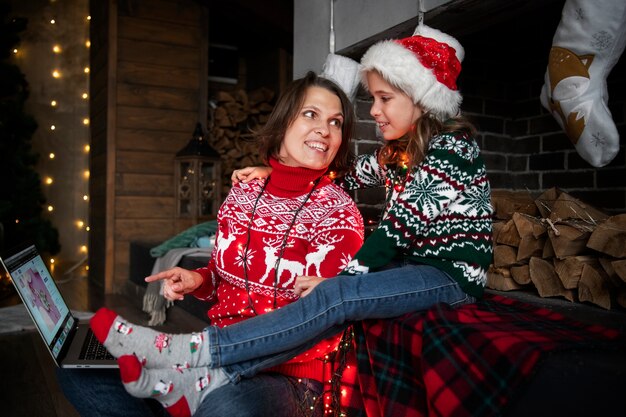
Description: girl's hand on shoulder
231,166,272,184
294,275,325,297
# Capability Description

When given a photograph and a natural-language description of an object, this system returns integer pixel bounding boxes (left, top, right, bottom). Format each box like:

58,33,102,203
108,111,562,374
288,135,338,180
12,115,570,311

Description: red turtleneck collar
265,157,331,197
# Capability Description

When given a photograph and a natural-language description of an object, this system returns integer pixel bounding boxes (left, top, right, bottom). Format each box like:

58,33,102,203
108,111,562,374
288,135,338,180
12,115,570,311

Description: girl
90,25,493,417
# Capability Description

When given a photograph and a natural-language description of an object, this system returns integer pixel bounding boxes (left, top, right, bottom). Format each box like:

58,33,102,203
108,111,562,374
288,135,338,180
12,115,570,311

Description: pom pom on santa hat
360,25,464,121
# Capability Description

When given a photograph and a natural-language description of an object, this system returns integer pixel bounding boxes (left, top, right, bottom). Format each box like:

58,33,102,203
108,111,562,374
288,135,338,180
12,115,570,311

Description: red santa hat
360,25,464,120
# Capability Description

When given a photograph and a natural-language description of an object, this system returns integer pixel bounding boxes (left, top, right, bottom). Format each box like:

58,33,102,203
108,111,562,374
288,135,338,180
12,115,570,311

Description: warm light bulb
87,15,91,21
47,205,54,212
82,93,88,99
85,226,90,232
45,177,53,185
82,118,89,125
12,48,17,54
85,40,91,48
15,219,19,224
52,45,61,53
77,220,84,229
83,195,89,201
83,170,90,179
85,265,89,271
52,69,61,78
50,125,56,130
83,67,90,74
50,258,55,264
50,19,56,24
51,100,57,107
49,153,55,159
84,144,90,152
80,245,88,253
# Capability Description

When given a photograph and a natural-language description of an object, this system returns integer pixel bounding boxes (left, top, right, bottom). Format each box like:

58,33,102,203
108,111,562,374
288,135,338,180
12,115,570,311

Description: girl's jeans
207,263,474,382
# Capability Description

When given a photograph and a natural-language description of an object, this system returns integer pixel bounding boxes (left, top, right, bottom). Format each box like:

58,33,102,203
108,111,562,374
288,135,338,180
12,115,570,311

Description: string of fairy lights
13,2,91,274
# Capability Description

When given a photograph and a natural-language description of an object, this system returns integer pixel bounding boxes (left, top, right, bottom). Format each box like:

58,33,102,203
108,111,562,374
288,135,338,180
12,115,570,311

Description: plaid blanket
335,293,623,417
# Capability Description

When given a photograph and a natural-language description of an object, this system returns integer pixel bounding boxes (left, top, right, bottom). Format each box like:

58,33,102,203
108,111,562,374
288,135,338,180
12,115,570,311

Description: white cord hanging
413,0,425,35
329,0,335,53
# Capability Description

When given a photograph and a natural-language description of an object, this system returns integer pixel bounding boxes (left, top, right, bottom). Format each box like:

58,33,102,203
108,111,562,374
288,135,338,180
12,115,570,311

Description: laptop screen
1,244,75,359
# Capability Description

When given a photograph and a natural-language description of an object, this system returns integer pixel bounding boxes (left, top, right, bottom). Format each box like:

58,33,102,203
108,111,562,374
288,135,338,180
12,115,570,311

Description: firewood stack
489,187,626,310
208,87,275,197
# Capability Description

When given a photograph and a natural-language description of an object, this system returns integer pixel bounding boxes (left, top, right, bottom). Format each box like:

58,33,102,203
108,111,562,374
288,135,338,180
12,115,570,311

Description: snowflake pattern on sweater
339,130,493,298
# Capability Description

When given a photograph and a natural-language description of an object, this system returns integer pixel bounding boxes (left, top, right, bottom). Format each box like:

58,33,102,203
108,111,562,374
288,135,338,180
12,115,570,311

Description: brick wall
351,4,626,221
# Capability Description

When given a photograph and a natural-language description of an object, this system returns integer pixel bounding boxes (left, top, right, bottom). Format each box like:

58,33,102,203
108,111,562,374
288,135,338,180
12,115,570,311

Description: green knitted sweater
339,130,493,298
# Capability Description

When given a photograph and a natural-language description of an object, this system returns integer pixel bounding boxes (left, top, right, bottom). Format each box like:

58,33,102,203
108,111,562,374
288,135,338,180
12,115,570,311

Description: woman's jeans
207,263,474,382
56,368,323,417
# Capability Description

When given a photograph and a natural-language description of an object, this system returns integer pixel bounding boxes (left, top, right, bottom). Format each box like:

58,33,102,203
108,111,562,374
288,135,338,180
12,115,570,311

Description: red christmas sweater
191,159,364,383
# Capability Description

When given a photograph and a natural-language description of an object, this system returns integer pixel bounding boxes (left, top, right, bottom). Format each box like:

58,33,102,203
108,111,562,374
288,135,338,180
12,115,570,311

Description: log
553,256,597,289
535,187,560,218
550,191,608,223
548,222,592,259
494,245,519,268
542,238,555,258
612,259,626,283
495,219,521,247
578,263,612,310
510,264,531,285
513,214,547,261
492,220,505,244
529,257,575,301
586,214,626,258
487,266,522,291
491,190,538,220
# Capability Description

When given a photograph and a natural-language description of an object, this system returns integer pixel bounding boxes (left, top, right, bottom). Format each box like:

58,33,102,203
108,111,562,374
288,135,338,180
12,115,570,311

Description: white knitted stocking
540,0,626,167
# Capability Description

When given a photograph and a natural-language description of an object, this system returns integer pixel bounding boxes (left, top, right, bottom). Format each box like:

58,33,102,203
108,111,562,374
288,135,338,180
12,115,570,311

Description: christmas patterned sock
90,307,211,369
540,0,626,167
118,355,228,417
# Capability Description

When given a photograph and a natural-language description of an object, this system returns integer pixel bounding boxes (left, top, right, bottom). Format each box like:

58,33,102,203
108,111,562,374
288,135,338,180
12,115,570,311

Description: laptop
0,243,117,369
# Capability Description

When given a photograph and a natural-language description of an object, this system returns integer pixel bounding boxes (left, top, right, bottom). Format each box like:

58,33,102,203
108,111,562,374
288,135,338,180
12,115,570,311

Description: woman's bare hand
293,275,325,297
145,267,203,301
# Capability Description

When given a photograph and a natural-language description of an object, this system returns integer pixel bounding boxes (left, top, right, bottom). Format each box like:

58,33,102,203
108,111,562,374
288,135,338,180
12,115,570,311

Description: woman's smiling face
278,86,344,170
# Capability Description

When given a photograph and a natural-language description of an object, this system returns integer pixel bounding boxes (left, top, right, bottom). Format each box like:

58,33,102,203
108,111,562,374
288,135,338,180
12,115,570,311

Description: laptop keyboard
79,328,115,361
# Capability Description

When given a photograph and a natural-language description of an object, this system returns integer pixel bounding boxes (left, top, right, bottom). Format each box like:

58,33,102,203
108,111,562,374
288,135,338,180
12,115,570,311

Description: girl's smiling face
366,71,423,141
278,86,344,170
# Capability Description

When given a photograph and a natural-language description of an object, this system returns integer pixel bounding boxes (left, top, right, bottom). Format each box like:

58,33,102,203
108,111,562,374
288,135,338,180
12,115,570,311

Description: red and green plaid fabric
337,293,623,417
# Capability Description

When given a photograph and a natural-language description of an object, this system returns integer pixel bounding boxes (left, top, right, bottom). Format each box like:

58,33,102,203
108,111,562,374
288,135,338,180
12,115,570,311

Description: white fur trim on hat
360,26,463,120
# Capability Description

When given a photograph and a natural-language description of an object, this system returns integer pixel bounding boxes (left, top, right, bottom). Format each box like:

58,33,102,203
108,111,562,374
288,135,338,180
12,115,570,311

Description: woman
60,72,364,417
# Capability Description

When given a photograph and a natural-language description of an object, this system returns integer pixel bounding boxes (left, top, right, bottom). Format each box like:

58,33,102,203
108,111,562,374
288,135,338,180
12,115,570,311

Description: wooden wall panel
116,173,173,196
117,61,199,89
117,39,199,68
116,83,197,111
116,128,188,153
114,219,178,242
90,0,207,293
115,196,175,218
116,150,174,175
113,241,130,288
118,0,200,26
116,106,197,132
118,16,200,46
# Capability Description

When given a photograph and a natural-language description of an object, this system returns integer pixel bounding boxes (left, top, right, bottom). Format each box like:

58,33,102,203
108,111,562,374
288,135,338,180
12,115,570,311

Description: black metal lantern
174,123,222,220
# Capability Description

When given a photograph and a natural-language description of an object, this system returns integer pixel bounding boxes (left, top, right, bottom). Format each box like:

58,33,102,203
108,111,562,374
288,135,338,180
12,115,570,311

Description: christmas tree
0,1,60,257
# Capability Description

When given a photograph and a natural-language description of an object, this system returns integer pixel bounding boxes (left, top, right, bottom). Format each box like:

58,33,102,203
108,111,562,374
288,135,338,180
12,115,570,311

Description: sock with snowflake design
118,354,228,417
90,307,212,369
